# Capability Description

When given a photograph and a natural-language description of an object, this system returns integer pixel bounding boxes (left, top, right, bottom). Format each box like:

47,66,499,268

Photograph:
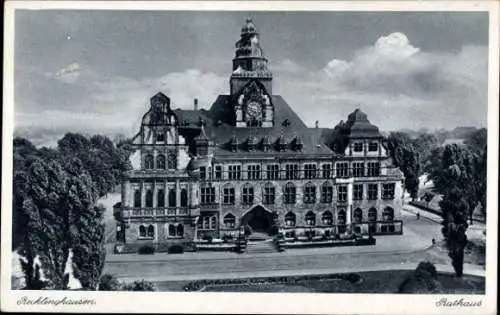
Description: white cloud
45,62,82,84
273,32,488,131
17,68,227,146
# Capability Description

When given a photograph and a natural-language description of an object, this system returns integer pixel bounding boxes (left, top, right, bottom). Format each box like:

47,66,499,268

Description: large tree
429,144,478,277
13,133,130,290
388,132,421,201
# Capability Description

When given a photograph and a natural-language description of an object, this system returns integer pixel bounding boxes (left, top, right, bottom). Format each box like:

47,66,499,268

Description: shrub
98,274,121,291
222,234,233,243
398,261,442,293
243,225,253,236
342,273,362,284
121,280,156,291
168,245,184,254
202,234,213,243
138,245,155,255
269,225,279,236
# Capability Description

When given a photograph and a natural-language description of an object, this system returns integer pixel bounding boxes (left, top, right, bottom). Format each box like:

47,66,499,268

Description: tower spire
230,18,273,95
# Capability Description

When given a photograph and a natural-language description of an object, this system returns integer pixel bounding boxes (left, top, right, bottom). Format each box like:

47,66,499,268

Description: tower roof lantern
241,17,258,35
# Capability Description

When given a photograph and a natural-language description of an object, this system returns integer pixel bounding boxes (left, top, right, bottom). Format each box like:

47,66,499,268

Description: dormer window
230,135,239,152
262,136,271,152
156,131,165,142
247,137,256,152
368,142,378,151
293,136,303,151
277,136,287,152
353,143,364,152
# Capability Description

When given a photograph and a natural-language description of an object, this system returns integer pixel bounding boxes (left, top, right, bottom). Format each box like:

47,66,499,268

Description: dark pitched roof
175,94,333,158
342,109,381,138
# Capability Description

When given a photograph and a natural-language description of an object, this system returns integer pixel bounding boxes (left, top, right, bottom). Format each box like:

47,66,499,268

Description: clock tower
231,18,274,128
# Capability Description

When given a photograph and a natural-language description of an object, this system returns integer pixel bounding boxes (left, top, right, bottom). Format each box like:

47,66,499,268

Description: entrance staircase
245,232,277,254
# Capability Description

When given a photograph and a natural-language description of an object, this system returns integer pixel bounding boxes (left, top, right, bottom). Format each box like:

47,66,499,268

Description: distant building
115,19,404,253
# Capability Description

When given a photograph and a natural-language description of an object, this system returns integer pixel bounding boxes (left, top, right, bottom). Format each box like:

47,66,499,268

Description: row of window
202,207,395,230
143,153,177,170
352,142,379,153
133,188,188,208
199,162,381,180
200,182,396,205
138,224,184,239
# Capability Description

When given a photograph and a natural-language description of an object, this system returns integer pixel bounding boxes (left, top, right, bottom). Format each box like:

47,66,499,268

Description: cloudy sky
14,10,489,146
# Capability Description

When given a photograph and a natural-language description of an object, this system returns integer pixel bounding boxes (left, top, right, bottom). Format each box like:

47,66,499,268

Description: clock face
246,101,261,118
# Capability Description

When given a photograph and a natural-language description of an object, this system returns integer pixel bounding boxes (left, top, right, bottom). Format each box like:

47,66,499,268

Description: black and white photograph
2,1,498,314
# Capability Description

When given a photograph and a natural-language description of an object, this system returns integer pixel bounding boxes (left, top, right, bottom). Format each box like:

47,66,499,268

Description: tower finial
246,17,252,23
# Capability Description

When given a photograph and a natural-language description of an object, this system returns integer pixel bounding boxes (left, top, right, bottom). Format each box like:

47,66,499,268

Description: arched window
145,154,154,169
322,211,333,225
285,212,296,227
147,225,155,238
139,225,146,237
321,182,333,203
157,154,166,169
284,182,296,204
223,184,235,205
145,190,153,208
353,208,363,223
176,224,184,237
337,209,346,225
157,189,165,208
303,182,316,204
134,189,141,208
368,207,377,222
224,213,236,229
180,188,188,207
168,224,176,237
168,189,176,207
167,153,177,169
383,207,394,221
263,182,275,205
305,211,316,226
241,183,254,205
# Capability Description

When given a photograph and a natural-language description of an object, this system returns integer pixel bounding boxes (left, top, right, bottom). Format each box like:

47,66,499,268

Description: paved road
103,207,481,282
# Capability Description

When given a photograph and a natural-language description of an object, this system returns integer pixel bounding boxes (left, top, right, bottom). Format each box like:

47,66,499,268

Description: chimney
194,98,199,111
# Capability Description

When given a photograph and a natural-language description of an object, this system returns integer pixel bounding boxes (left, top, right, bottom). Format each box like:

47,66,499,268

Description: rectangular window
247,165,261,180
304,163,317,179
368,184,378,200
242,186,254,205
200,186,216,204
303,185,316,204
222,187,235,204
353,184,364,200
285,164,300,180
336,162,349,178
284,184,296,204
200,167,206,180
368,142,378,152
382,183,396,200
353,143,364,152
367,162,380,177
263,186,275,205
353,162,365,177
321,185,333,203
322,164,332,179
214,165,222,179
338,185,348,202
228,165,241,180
266,164,280,180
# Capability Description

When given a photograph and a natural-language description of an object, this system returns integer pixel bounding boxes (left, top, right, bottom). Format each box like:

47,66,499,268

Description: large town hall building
115,19,404,253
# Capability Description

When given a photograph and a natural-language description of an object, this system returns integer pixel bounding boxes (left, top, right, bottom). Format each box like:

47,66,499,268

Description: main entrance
240,205,274,235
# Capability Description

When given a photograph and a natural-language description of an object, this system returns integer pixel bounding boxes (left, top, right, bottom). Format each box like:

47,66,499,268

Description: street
103,206,485,282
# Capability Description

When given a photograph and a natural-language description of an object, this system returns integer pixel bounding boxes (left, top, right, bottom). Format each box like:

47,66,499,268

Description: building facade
115,19,404,253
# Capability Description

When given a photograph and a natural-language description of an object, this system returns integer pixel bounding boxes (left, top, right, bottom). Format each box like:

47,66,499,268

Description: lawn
155,271,485,294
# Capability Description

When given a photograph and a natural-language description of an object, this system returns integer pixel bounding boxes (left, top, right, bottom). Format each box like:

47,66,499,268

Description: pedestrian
416,212,420,220
432,238,436,245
